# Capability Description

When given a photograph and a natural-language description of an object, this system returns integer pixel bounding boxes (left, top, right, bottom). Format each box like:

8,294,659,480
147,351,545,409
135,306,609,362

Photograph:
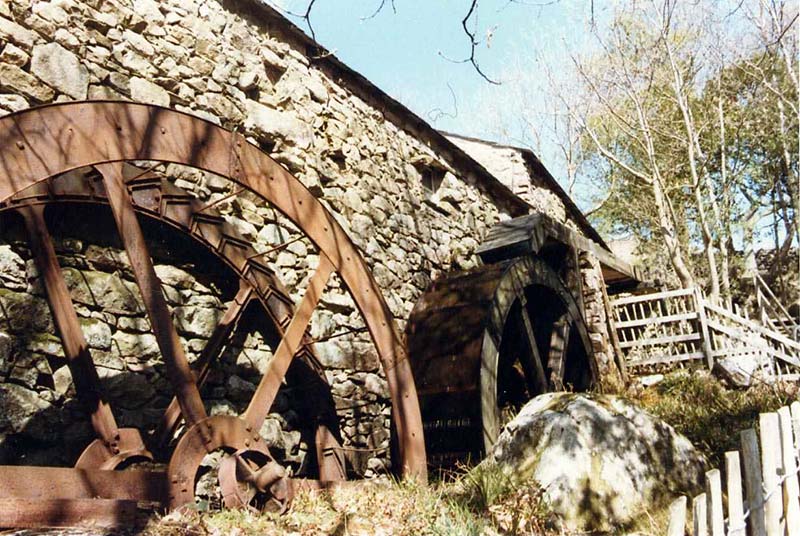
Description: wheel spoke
97,163,207,427
514,297,548,395
244,254,334,431
547,315,571,390
315,425,346,481
155,281,255,447
18,204,121,445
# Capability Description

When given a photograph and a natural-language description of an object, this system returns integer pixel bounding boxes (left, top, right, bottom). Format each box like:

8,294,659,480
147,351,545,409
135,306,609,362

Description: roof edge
231,0,530,218
442,131,609,250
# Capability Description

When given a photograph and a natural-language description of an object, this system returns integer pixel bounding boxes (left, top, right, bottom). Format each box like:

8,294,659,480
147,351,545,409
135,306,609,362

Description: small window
420,166,445,193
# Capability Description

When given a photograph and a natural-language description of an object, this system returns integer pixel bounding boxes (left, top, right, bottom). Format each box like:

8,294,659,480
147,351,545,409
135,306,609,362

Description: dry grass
141,468,558,536
626,370,797,468
140,371,794,536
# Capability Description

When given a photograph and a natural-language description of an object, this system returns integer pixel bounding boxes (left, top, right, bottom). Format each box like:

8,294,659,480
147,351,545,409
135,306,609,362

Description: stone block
129,76,170,106
0,16,36,48
243,99,312,149
0,63,54,101
0,42,28,66
31,42,88,99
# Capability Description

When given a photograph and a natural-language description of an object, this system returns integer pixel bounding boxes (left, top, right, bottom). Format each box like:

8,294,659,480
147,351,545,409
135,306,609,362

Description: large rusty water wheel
407,256,596,470
0,101,425,526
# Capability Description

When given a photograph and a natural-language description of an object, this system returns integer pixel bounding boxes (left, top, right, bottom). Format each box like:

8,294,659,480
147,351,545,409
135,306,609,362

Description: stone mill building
0,0,638,485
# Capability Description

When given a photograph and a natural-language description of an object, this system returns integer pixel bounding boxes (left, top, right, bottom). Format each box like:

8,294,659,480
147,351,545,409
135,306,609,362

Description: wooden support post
759,413,783,536
725,451,746,536
693,287,715,370
666,496,686,536
600,269,627,382
742,428,767,536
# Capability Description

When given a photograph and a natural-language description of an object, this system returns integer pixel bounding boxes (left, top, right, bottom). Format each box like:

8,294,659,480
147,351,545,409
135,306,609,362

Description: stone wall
446,135,568,224
579,252,622,384
0,0,617,476
0,0,518,475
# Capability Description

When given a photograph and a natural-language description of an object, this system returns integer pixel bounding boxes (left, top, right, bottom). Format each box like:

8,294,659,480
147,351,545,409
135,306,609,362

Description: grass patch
141,468,554,536
140,370,795,535
627,370,797,467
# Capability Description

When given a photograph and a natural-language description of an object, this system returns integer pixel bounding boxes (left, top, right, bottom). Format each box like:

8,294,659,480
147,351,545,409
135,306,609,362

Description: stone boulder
713,350,772,388
489,393,705,532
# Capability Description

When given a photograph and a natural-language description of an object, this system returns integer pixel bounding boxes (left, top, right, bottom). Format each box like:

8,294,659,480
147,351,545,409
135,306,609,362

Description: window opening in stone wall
420,166,445,194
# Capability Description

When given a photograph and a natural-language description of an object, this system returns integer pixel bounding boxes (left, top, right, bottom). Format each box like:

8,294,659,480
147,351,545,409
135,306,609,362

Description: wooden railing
667,402,800,536
610,288,800,380
755,272,800,343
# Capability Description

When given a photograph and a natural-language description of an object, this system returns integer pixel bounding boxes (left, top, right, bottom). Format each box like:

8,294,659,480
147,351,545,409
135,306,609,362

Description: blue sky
268,1,597,145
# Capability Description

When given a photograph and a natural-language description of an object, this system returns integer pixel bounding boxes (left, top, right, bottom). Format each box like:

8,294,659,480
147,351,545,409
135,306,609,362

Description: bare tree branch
361,0,397,21
438,0,501,85
426,83,459,123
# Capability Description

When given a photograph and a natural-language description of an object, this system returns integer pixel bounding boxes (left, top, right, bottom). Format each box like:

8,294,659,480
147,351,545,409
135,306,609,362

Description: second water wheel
407,251,596,469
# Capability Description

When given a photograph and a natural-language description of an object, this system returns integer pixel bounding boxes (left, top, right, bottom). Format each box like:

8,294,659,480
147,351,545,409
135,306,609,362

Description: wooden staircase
610,287,800,381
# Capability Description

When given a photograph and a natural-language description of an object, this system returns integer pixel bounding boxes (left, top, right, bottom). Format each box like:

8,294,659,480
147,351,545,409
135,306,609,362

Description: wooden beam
477,212,641,283
18,205,120,445
0,466,166,502
0,499,137,529
98,162,208,428
514,298,548,395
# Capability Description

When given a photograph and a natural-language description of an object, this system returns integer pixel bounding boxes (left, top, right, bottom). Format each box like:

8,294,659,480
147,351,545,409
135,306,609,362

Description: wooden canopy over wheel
0,101,426,528
407,255,596,470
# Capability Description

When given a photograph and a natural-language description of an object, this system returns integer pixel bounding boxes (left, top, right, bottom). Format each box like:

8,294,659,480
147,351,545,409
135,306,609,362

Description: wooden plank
778,407,800,536
703,300,800,352
693,493,708,536
618,332,701,348
627,351,705,367
0,465,166,502
742,428,767,536
725,451,746,536
666,496,686,536
610,287,695,307
705,320,800,367
705,469,724,535
476,211,641,282
0,498,136,529
613,311,699,329
759,413,783,536
791,401,800,450
694,288,715,369
710,346,769,358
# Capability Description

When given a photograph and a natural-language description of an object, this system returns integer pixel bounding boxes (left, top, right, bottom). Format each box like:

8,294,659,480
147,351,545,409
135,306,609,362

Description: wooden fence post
667,496,687,536
706,469,724,535
791,401,800,444
725,451,746,536
693,493,708,536
742,428,767,536
778,407,800,536
693,287,714,370
759,413,783,536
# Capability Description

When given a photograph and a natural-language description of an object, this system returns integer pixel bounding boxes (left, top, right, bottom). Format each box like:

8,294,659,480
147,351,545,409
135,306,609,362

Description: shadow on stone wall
0,205,385,480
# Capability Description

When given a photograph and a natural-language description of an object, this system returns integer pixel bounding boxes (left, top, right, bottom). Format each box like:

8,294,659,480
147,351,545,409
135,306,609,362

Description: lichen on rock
489,392,706,532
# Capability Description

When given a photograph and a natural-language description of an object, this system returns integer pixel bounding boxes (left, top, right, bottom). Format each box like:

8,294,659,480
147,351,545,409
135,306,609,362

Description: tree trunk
716,85,732,302
653,177,695,288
